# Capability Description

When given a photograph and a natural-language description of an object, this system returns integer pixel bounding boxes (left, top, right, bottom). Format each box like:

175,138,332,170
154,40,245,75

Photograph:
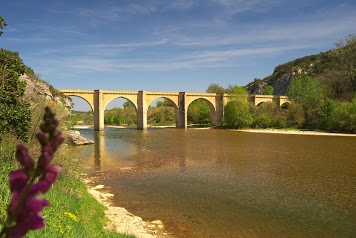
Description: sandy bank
72,125,93,129
235,129,356,137
84,177,172,238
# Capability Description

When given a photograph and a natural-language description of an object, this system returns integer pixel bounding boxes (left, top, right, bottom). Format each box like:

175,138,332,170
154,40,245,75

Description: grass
0,136,135,238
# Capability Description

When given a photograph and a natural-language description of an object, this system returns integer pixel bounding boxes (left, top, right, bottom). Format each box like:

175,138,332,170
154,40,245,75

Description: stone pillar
175,108,180,128
212,93,224,126
137,91,147,130
178,92,187,128
94,90,104,131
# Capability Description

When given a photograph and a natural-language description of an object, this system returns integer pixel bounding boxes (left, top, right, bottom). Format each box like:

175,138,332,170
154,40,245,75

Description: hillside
245,35,356,100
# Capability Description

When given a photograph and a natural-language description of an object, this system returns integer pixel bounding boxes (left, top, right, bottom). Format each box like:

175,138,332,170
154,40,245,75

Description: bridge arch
187,98,215,125
103,93,138,111
281,102,290,109
147,97,179,110
103,96,138,112
68,95,94,112
59,89,288,130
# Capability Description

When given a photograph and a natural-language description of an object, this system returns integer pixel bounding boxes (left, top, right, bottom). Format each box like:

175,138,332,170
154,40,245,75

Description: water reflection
79,128,356,238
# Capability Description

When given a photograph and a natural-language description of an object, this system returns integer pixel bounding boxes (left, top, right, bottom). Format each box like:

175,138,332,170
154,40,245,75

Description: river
78,127,356,238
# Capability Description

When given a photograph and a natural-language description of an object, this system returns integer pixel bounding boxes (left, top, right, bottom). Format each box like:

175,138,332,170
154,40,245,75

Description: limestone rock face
245,74,293,96
19,74,73,113
63,130,94,145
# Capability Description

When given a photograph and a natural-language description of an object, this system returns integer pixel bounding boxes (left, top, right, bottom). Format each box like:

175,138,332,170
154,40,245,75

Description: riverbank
234,128,356,137
71,124,356,137
84,173,173,238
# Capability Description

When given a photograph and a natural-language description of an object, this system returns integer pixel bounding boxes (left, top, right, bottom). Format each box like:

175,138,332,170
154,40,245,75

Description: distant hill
245,36,356,101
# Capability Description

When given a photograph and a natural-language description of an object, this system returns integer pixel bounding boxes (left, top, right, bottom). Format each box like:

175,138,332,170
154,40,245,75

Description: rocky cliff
19,73,72,115
245,39,355,100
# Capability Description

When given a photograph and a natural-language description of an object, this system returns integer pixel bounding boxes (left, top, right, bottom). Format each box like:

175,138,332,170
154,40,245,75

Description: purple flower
1,107,64,238
15,145,34,171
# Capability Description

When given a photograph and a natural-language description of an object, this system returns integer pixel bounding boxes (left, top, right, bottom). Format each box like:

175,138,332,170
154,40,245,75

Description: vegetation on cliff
246,34,356,101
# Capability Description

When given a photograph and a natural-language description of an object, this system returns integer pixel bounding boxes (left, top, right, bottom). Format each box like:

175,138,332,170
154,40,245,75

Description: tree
0,16,7,36
316,98,335,130
287,75,322,107
187,99,211,125
334,34,356,92
206,83,225,93
225,85,249,103
123,101,133,108
224,101,253,129
0,49,31,141
263,85,274,95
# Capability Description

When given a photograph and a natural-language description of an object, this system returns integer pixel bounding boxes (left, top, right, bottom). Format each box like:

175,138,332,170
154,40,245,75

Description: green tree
0,16,6,36
0,49,31,141
334,34,356,92
287,75,322,106
316,98,335,130
123,101,133,108
225,85,249,103
224,101,253,129
187,99,211,125
330,99,356,133
206,83,225,93
263,85,274,95
287,75,323,127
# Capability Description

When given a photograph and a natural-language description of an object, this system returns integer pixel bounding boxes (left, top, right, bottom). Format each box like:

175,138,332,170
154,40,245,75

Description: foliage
263,85,274,95
187,99,211,125
225,85,249,103
0,147,133,238
206,83,225,93
334,34,356,92
0,107,63,238
287,75,322,106
329,99,356,133
285,103,305,128
316,98,335,130
246,34,356,101
0,16,6,36
251,102,280,128
224,101,253,129
0,49,31,142
104,107,137,126
148,106,175,126
67,114,84,128
287,75,323,127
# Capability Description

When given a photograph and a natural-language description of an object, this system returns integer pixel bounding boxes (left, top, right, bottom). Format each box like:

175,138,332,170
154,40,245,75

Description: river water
79,128,356,238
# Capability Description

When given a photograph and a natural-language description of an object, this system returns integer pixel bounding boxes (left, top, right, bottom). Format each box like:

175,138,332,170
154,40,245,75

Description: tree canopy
0,16,6,36
0,49,31,141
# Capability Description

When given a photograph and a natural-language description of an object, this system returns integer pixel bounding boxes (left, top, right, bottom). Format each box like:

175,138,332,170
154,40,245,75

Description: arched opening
147,98,177,127
187,98,214,127
281,102,290,110
257,101,267,107
104,97,137,127
69,96,94,127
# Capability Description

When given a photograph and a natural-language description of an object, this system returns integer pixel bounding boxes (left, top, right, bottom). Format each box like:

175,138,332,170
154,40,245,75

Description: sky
1,0,355,110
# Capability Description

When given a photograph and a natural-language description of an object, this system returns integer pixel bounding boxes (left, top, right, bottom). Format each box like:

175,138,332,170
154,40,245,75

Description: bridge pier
178,92,187,128
211,93,224,126
94,90,104,131
59,89,289,131
137,91,148,130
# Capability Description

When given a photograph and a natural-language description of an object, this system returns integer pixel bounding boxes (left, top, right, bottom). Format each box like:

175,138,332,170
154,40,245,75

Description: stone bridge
59,89,289,130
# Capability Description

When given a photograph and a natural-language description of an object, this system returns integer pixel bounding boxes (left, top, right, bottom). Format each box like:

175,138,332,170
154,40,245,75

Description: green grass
0,139,135,238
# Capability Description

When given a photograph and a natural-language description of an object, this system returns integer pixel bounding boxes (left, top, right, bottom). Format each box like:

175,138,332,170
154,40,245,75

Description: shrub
224,101,253,129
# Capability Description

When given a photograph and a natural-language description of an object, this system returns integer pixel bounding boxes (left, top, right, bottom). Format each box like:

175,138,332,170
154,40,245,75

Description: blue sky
1,0,355,110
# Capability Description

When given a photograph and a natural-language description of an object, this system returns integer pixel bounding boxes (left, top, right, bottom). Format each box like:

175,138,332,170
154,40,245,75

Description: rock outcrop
63,130,94,145
19,74,72,113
